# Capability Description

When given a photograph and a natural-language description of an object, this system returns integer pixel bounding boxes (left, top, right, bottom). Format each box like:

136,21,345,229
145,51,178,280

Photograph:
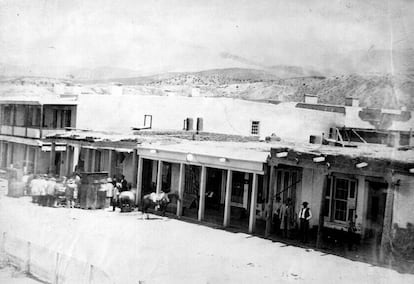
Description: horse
118,190,136,212
141,191,180,219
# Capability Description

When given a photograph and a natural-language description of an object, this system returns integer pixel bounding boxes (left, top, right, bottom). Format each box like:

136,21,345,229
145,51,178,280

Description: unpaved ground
0,196,412,284
0,266,41,284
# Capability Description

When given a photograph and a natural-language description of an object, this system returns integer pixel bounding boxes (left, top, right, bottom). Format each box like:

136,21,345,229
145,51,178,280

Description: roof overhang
138,146,266,174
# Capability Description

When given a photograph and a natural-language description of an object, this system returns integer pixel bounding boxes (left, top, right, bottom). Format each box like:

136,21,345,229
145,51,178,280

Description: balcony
0,125,41,139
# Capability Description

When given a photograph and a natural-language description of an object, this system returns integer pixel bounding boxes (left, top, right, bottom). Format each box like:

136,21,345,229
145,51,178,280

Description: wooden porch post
7,143,13,167
316,171,329,248
24,145,30,174
380,172,395,263
131,149,138,188
156,160,163,194
198,166,207,221
72,145,80,173
108,149,114,177
65,146,71,176
135,156,143,205
223,169,233,227
265,166,276,237
176,163,185,217
49,142,56,175
90,149,96,172
249,173,259,234
33,147,39,174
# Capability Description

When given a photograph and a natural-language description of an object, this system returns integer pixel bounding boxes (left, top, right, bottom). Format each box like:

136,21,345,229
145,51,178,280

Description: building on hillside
0,97,77,177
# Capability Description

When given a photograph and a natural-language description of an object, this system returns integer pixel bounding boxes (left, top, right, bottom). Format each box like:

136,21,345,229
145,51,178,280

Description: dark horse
141,192,180,219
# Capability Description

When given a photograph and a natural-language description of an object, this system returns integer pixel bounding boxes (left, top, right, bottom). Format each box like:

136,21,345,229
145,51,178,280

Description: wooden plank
156,160,163,194
131,149,138,188
265,166,276,237
249,173,258,233
223,170,233,227
380,173,395,262
49,142,56,174
198,165,206,221
316,173,329,248
176,163,185,217
135,156,143,205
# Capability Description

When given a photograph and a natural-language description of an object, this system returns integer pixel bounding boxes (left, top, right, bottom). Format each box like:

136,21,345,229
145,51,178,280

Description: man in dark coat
299,201,312,243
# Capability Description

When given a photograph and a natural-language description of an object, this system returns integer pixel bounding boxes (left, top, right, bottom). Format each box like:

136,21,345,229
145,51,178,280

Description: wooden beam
249,173,259,233
176,163,185,217
49,142,56,175
65,146,71,176
24,145,29,174
265,166,276,237
198,166,207,221
131,149,138,188
72,146,80,173
84,148,90,173
156,160,163,194
223,169,233,227
90,149,96,172
135,156,143,205
316,172,329,248
380,174,395,262
108,149,114,177
33,147,39,174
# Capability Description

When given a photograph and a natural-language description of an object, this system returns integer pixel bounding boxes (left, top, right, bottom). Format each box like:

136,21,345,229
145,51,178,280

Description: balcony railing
0,125,53,139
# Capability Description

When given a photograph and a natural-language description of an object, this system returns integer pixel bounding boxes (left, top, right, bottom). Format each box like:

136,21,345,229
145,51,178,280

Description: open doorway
365,181,387,248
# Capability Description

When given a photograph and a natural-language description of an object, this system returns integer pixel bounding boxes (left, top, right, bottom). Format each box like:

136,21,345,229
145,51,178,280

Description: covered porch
136,141,269,233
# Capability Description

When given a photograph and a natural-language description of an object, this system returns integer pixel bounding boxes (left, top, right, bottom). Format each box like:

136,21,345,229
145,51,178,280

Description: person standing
120,175,128,193
105,177,115,209
299,201,312,243
273,196,283,235
280,198,295,238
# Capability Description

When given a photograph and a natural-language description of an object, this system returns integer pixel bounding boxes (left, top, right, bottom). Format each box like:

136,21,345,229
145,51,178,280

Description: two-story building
0,96,77,177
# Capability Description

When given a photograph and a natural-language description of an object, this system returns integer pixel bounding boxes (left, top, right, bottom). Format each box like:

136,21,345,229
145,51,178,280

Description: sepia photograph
0,0,413,283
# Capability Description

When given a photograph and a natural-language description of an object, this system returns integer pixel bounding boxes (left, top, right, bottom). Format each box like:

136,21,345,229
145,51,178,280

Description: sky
0,0,413,75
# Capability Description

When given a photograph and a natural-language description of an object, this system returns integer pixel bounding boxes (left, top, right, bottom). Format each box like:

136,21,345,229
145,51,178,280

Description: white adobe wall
77,94,343,142
392,174,414,228
300,168,325,228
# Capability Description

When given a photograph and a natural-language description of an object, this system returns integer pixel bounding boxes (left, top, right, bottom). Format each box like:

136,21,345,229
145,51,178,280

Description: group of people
272,197,312,243
101,175,129,211
27,173,131,211
28,174,80,208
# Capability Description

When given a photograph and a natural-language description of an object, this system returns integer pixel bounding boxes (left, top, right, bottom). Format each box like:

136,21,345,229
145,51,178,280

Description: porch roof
45,130,270,173
0,96,78,106
268,141,414,177
137,140,270,174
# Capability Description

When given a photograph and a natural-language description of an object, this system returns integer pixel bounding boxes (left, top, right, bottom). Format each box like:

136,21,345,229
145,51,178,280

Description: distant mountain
0,63,143,81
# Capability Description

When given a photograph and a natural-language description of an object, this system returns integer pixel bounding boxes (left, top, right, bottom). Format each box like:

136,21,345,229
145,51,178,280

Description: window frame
324,175,358,225
251,120,260,136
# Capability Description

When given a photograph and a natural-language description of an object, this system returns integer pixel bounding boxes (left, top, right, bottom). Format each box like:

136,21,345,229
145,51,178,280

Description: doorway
365,181,387,246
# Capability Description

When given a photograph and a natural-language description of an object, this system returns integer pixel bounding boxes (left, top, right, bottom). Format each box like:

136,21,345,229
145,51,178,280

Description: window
61,110,72,128
274,169,299,203
251,121,260,135
324,176,357,223
2,106,12,125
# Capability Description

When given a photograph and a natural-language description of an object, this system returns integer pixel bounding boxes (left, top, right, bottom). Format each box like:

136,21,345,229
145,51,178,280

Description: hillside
0,68,413,110
114,70,414,110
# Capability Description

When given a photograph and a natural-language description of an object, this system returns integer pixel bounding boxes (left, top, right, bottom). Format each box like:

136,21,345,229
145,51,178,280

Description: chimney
191,87,201,97
304,94,318,104
72,84,82,95
53,83,65,95
111,83,123,96
345,97,359,107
